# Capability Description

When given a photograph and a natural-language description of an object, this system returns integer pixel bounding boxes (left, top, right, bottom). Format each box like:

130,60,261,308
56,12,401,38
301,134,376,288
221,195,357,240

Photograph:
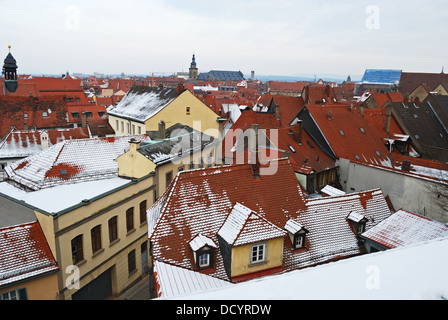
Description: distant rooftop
360,69,402,84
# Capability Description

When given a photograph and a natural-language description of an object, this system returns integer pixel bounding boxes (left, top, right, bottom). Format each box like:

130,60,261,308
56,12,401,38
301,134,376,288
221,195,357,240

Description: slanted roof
106,86,179,122
189,233,218,251
360,69,402,84
0,221,59,287
361,209,448,249
148,159,307,281
218,203,286,247
4,134,150,191
153,260,231,299
198,70,245,81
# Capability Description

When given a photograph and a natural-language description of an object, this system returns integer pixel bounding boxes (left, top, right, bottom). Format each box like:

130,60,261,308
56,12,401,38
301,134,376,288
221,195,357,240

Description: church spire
3,45,19,93
189,53,198,80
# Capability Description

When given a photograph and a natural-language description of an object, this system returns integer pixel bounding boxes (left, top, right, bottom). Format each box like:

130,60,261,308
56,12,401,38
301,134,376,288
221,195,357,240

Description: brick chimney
177,83,185,95
401,160,411,172
158,121,166,140
250,124,260,178
81,112,87,128
295,120,303,145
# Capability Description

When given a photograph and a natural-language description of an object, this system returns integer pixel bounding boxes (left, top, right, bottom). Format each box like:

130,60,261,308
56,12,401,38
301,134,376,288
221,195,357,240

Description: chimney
40,131,49,150
129,138,141,152
250,124,260,178
401,160,411,172
385,104,392,138
158,121,166,140
177,83,185,95
294,120,303,145
81,112,87,128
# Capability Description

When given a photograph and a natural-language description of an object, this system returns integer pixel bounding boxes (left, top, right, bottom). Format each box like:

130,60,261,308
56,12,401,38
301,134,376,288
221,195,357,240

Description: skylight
339,130,345,136
288,145,297,153
360,128,366,134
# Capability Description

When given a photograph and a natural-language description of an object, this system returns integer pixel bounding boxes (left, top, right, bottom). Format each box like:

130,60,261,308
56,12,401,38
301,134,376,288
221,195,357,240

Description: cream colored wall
230,238,284,279
0,272,59,300
144,90,221,138
45,176,154,300
116,144,156,179
108,115,146,136
434,84,448,96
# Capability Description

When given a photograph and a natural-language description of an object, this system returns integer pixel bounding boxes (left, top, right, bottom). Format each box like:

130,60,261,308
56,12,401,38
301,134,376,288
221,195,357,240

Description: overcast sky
1,0,447,79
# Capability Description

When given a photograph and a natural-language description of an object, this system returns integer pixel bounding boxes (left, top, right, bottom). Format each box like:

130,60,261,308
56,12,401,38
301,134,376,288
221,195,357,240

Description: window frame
91,225,102,254
71,235,84,265
108,216,118,244
250,242,267,265
128,249,136,275
139,200,147,224
126,207,135,233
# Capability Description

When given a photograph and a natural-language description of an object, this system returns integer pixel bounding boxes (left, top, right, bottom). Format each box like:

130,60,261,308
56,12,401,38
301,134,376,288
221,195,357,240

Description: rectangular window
126,207,134,233
199,253,210,268
108,216,118,243
138,126,142,134
24,113,28,119
91,225,102,254
139,200,147,224
128,250,136,275
251,243,266,264
186,107,191,115
132,124,135,135
71,112,80,119
85,112,93,118
116,120,119,131
42,111,48,118
0,288,27,300
295,234,305,249
166,171,173,189
71,235,84,264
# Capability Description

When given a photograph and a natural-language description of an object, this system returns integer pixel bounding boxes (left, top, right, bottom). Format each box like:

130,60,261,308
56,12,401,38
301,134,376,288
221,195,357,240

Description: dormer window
347,211,368,235
284,219,309,250
189,234,218,270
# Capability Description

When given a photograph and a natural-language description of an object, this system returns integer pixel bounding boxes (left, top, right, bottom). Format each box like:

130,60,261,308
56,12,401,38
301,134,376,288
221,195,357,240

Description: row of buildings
1,48,448,300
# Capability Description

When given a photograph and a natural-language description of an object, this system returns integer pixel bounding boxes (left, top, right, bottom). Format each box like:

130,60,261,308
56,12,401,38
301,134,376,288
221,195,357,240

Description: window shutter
18,288,28,300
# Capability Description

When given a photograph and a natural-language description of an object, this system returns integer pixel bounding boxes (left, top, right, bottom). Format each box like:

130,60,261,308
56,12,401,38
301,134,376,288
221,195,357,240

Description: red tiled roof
268,81,308,93
0,221,59,287
271,95,305,126
148,161,392,282
265,125,337,174
306,104,392,165
149,160,308,280
361,209,448,249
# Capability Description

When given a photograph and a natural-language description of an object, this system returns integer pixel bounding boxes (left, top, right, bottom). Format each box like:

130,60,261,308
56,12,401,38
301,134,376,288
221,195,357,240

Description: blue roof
360,69,402,84
197,70,245,81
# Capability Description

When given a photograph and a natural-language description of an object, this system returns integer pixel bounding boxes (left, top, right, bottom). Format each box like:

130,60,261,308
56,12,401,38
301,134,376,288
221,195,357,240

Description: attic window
360,128,365,134
189,234,217,270
22,141,27,147
355,155,360,160
288,145,296,153
339,130,345,136
375,151,381,157
60,169,67,175
414,114,418,119
306,141,315,149
415,135,420,140
284,219,309,250
347,211,368,235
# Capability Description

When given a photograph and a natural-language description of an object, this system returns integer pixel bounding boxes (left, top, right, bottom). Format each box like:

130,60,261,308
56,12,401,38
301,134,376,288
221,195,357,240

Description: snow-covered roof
173,236,448,300
154,260,231,299
218,203,286,247
189,233,218,252
148,159,392,283
284,219,306,234
106,86,178,122
321,185,346,197
0,221,59,287
4,134,150,191
361,209,448,249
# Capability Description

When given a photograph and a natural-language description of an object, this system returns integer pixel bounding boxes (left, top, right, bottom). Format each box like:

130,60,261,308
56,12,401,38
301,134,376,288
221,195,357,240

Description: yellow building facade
108,88,222,139
34,174,156,300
